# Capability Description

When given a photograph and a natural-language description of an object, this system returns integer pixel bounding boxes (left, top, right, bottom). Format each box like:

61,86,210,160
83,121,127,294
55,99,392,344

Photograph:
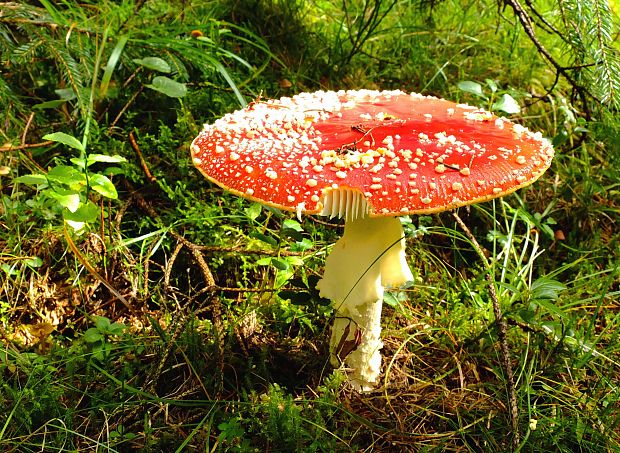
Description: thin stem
453,211,520,448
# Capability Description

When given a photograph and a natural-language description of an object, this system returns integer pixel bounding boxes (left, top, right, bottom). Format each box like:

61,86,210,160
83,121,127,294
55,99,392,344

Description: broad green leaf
24,257,43,268
83,327,103,343
45,188,81,212
133,57,171,73
71,154,127,168
256,257,272,266
54,88,77,100
108,322,127,336
282,219,303,231
250,232,278,247
63,200,99,223
47,165,85,186
271,258,290,271
485,79,498,93
89,173,118,199
383,292,400,308
103,167,125,176
493,93,520,114
291,238,313,251
33,99,67,110
65,219,86,233
145,76,187,98
86,154,127,165
43,132,85,152
1,263,18,276
531,277,566,301
286,256,304,266
244,202,262,220
69,158,87,170
14,174,47,185
94,316,111,331
282,219,304,241
536,298,567,319
457,80,485,97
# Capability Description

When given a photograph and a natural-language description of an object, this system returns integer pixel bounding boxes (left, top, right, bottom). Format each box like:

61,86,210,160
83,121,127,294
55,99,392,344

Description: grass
1,0,619,451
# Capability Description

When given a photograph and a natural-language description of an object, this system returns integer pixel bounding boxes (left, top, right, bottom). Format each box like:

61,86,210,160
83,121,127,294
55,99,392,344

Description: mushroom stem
317,216,413,391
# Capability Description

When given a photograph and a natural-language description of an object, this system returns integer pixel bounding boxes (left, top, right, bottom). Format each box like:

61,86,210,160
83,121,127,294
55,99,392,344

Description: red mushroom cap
191,90,554,217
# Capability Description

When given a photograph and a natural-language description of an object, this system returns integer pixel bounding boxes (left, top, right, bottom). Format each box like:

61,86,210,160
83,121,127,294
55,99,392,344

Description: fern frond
44,42,86,114
0,76,27,136
10,39,45,64
590,0,620,107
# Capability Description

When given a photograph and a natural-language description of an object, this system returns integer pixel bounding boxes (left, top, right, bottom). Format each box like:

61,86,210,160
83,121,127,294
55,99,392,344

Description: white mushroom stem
316,216,413,391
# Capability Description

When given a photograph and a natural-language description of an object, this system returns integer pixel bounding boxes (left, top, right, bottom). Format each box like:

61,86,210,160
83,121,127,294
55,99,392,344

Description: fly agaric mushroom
191,89,554,391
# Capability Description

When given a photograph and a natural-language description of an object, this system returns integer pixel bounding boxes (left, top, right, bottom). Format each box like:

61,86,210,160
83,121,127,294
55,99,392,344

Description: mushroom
190,89,554,391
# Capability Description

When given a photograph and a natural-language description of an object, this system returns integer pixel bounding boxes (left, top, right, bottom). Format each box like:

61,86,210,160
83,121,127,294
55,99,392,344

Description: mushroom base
317,216,413,391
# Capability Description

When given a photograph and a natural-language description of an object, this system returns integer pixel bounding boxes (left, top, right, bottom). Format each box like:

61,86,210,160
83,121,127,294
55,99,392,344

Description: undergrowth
1,0,619,451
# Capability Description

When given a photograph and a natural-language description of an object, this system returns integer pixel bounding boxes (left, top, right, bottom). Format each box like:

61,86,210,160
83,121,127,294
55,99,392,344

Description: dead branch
453,211,520,448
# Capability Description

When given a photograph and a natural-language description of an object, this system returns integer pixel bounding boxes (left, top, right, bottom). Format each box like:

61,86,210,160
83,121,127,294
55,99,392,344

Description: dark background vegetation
1,0,619,451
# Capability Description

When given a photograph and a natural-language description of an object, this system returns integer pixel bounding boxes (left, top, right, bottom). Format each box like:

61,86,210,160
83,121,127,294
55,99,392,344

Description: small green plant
83,315,128,361
216,417,253,452
14,132,126,232
457,79,522,114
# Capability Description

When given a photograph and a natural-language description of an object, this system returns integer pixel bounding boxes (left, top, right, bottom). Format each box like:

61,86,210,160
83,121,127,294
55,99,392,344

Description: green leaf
282,219,304,241
457,80,485,97
282,219,303,232
24,257,43,268
54,88,77,100
291,238,313,251
47,165,85,186
94,316,111,331
33,99,67,110
492,93,520,114
134,57,171,73
145,76,187,98
108,322,127,336
531,277,566,301
63,200,99,223
43,132,85,153
83,327,103,343
384,292,400,308
88,154,127,164
271,258,290,271
485,79,498,93
537,299,567,319
286,256,304,266
250,232,278,247
244,202,262,220
71,154,127,168
45,188,81,212
14,174,48,185
89,173,118,199
103,166,125,176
